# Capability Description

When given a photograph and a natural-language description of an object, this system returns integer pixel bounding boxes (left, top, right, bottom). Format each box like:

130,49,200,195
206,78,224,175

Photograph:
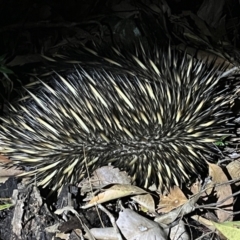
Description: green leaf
0,203,14,211
213,221,240,240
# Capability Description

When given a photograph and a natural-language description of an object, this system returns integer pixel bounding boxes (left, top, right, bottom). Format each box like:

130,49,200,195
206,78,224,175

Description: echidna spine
0,44,237,191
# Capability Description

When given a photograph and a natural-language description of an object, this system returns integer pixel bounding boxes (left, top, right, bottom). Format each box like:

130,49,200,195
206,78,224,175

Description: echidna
0,44,237,191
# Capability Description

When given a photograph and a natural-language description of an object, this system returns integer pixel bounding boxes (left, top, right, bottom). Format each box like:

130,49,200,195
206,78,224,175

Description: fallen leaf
207,163,233,222
131,193,155,213
79,166,131,193
170,220,189,240
116,208,167,240
191,215,215,232
90,227,118,240
0,155,11,164
226,160,240,186
83,184,146,208
189,179,201,195
158,186,188,213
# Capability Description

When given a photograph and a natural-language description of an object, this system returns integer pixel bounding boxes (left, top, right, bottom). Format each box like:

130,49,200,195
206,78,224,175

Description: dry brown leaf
92,166,131,185
79,166,131,193
0,165,23,177
158,186,188,213
0,165,24,184
207,163,233,222
155,195,197,225
116,208,167,240
131,193,155,213
226,160,240,186
0,155,11,164
191,215,215,232
0,155,23,183
170,220,189,240
90,227,118,240
193,216,234,240
189,179,201,195
83,184,146,208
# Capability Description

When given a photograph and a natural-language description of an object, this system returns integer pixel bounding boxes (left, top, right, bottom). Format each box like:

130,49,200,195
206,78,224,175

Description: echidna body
0,44,237,190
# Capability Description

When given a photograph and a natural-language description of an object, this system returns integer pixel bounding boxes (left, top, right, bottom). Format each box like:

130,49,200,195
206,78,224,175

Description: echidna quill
0,44,237,191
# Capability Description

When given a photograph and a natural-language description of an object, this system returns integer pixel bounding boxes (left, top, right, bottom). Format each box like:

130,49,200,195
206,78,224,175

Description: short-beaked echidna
0,44,237,191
